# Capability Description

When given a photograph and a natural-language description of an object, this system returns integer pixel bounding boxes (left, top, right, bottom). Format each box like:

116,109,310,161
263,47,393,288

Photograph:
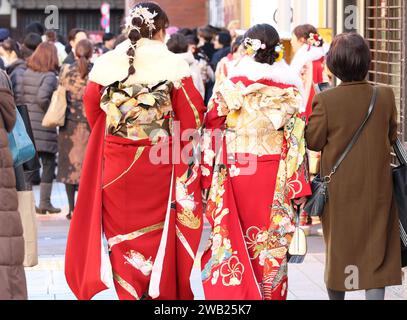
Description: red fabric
65,78,206,300
65,81,107,300
304,57,325,121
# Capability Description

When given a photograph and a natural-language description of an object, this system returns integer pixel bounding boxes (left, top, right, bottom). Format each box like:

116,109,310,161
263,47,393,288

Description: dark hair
231,35,244,54
27,42,59,73
167,33,188,54
1,38,22,59
198,27,215,43
217,32,232,47
178,28,193,37
293,24,317,40
124,2,169,81
24,22,45,36
293,24,323,47
244,24,281,66
23,33,42,51
45,30,57,42
103,32,115,43
21,33,43,60
68,28,87,42
326,33,371,82
186,35,199,46
75,39,93,79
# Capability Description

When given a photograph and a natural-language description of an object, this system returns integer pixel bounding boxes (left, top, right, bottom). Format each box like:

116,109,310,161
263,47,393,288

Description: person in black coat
210,32,232,71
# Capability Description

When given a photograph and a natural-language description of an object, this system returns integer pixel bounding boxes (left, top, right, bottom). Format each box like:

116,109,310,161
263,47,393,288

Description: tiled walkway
25,182,407,300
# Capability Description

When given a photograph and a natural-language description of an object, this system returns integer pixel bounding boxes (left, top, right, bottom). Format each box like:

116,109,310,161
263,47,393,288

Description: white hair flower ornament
125,6,158,38
244,37,266,56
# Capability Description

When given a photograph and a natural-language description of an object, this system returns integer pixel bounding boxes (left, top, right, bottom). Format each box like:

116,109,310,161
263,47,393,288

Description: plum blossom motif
220,256,245,286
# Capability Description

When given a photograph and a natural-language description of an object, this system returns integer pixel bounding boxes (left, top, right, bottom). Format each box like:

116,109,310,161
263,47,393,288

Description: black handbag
304,87,378,217
17,105,41,173
392,138,407,265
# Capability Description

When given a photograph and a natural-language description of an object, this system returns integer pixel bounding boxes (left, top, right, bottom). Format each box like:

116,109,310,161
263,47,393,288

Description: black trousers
25,152,56,184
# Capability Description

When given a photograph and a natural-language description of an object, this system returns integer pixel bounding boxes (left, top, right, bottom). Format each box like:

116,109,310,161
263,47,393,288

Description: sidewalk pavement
25,182,407,300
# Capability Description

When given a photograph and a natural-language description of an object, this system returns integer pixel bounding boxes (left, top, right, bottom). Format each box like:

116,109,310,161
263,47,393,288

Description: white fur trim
89,38,191,86
290,44,325,76
228,56,304,91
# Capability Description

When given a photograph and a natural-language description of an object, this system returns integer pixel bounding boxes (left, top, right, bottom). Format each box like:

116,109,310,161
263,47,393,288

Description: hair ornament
125,6,158,39
275,43,284,62
308,32,323,47
244,37,266,56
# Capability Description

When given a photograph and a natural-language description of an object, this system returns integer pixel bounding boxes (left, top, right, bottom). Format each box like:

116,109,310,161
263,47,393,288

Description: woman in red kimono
291,25,328,229
65,2,206,300
200,24,311,300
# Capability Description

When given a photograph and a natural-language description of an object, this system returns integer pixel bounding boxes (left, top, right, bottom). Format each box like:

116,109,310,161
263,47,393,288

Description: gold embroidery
113,273,140,299
103,147,146,190
108,221,164,249
177,208,201,230
180,85,201,128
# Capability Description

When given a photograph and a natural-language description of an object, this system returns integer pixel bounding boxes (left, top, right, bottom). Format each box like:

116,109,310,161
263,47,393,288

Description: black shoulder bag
304,87,378,217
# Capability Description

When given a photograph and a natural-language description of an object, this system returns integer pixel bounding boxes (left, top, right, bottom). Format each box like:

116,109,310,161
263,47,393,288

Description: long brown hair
27,42,59,73
75,39,93,79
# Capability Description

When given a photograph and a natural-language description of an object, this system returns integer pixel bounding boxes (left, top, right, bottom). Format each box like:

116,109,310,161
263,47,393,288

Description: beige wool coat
306,81,402,291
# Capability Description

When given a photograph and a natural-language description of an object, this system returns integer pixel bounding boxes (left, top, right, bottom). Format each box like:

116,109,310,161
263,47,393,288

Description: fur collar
89,38,191,86
290,44,325,75
228,56,304,90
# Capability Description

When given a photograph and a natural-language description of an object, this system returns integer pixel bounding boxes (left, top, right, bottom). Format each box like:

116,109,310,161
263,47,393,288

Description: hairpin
244,37,266,56
125,6,158,39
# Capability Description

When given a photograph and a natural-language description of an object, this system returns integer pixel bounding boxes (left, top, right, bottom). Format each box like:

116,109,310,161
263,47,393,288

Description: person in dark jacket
210,32,232,71
20,33,42,61
0,69,28,300
63,29,88,65
21,42,60,214
198,26,216,61
0,38,27,106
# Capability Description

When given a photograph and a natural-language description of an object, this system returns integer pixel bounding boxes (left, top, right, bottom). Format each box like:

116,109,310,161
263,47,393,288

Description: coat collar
338,80,369,87
89,38,191,87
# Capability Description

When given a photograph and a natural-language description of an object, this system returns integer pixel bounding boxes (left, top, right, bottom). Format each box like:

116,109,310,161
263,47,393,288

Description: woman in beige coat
0,69,27,300
306,33,402,300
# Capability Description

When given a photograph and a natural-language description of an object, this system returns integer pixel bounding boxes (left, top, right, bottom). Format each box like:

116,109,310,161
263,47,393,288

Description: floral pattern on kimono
201,78,311,300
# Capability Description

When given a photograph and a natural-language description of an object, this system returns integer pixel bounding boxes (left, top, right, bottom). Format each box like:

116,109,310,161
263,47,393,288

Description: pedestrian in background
63,28,88,65
21,42,60,214
306,33,402,300
197,26,216,61
210,31,232,71
57,39,93,220
102,32,116,53
167,33,205,98
0,69,28,300
20,33,43,61
0,38,26,106
45,30,68,66
213,35,245,90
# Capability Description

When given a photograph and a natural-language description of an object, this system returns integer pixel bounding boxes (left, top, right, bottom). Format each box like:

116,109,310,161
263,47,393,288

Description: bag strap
324,86,378,182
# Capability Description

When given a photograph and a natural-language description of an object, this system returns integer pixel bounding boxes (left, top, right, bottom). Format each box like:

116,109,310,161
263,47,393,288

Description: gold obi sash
101,81,174,144
213,80,301,157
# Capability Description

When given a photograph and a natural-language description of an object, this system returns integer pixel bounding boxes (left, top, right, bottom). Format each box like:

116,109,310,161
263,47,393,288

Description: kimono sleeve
201,92,228,190
83,81,104,129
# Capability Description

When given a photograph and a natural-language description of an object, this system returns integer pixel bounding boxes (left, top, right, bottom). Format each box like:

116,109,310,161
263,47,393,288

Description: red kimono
65,38,206,300
290,44,327,120
200,57,311,300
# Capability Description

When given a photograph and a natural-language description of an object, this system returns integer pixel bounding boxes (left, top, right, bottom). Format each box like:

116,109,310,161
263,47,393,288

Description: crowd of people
0,0,404,301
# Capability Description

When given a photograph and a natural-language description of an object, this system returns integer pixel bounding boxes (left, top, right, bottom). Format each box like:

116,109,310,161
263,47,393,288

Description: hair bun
132,17,143,27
